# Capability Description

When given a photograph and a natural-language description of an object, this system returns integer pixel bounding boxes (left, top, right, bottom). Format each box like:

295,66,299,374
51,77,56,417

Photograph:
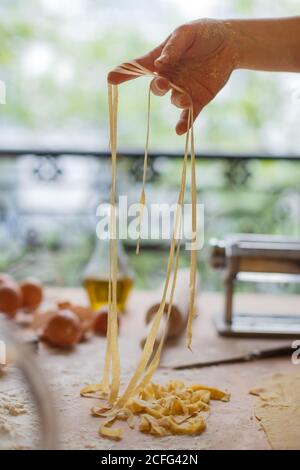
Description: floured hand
108,19,239,134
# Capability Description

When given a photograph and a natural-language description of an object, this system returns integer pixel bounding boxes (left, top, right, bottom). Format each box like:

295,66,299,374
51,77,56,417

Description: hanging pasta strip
98,231,182,439
113,69,143,77
113,61,154,257
116,229,177,408
107,84,121,403
138,235,182,392
135,107,192,390
104,63,197,409
187,108,197,350
81,63,231,443
136,85,151,255
115,60,187,95
101,85,115,391
115,60,189,257
116,190,187,408
135,110,192,391
112,63,197,407
101,248,112,390
116,110,192,409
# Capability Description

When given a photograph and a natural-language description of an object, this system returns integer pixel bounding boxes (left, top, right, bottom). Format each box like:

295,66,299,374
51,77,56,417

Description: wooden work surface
1,288,300,450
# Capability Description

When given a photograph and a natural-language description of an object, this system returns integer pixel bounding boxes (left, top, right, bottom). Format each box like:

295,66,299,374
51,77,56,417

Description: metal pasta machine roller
210,234,300,338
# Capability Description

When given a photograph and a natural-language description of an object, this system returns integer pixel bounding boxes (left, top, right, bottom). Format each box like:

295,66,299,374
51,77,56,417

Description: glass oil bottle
83,213,133,312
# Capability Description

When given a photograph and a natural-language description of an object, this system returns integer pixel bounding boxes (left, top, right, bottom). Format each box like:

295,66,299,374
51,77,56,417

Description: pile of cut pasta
81,380,229,439
81,61,229,439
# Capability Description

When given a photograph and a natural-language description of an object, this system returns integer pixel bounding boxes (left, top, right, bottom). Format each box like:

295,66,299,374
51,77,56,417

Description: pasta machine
210,234,300,338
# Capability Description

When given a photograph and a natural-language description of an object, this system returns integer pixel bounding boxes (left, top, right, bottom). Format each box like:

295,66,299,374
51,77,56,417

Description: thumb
155,27,191,69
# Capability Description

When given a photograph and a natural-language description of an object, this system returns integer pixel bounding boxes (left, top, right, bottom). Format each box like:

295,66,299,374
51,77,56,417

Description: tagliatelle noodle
135,86,151,255
114,61,196,350
81,61,229,439
101,62,193,408
132,109,192,394
107,84,121,403
187,109,197,349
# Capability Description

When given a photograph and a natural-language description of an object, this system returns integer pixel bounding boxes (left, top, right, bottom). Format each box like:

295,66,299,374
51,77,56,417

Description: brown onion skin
0,281,23,318
42,310,82,348
20,278,43,312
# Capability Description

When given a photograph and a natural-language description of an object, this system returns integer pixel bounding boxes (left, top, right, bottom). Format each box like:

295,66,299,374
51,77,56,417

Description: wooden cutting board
0,288,298,449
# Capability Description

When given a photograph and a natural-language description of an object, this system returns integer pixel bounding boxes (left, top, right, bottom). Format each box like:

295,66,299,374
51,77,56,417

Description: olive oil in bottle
84,276,133,312
83,220,134,312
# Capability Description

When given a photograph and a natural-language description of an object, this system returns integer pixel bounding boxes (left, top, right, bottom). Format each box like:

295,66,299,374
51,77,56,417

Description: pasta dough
250,373,300,450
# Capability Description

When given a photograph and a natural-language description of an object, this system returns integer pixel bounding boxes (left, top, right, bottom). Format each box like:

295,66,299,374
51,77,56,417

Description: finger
150,77,171,96
155,26,193,71
107,68,137,85
170,89,191,109
175,102,203,135
176,109,190,136
108,38,169,85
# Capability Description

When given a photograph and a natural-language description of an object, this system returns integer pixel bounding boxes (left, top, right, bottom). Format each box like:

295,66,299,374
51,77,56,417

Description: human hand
108,19,239,134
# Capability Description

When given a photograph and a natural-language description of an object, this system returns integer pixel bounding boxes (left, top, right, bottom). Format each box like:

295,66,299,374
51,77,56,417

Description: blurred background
0,0,300,291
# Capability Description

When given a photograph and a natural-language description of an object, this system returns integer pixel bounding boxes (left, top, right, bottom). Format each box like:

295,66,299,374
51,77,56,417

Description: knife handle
249,345,292,360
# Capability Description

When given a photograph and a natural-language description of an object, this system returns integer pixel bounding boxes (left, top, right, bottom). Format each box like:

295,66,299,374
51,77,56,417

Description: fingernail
155,55,168,67
176,122,186,135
